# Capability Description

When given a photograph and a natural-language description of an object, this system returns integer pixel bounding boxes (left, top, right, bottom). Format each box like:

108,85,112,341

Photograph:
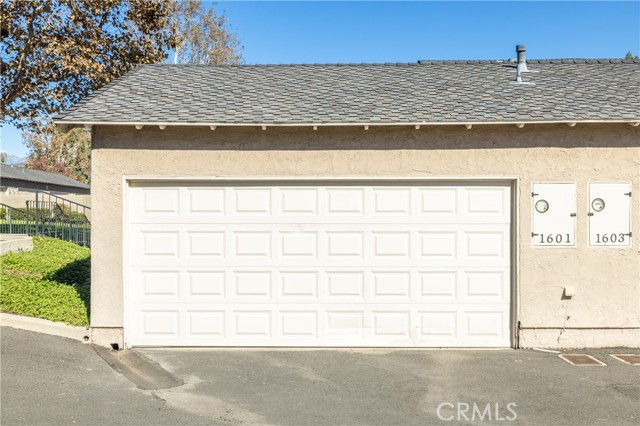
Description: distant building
0,164,90,194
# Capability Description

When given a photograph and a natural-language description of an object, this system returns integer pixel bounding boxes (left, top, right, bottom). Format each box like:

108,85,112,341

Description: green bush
0,206,87,222
0,207,30,221
1,275,89,326
0,236,90,327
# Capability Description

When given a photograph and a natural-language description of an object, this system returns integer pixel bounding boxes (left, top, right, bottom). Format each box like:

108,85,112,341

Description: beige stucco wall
91,124,640,348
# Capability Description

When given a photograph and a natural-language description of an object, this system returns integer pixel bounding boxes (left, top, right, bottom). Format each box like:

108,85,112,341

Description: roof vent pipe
515,44,528,83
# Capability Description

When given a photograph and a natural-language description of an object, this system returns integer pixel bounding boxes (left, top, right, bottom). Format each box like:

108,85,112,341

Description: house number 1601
538,233,571,244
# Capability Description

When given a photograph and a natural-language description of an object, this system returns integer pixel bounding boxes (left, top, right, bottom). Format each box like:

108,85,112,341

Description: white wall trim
122,175,131,348
512,178,521,348
125,175,520,183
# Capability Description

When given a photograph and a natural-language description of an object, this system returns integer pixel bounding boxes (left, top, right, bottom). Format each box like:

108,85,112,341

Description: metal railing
0,191,90,247
0,203,33,235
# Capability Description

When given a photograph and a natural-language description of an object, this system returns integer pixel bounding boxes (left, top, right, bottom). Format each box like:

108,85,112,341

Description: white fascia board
54,119,640,131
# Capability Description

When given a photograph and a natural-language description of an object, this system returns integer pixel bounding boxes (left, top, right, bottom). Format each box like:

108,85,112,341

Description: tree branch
4,4,39,108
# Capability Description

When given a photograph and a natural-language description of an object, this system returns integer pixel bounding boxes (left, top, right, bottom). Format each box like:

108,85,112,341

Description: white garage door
126,181,511,347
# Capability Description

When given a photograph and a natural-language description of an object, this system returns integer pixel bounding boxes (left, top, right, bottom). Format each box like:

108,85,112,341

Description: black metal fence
0,191,91,247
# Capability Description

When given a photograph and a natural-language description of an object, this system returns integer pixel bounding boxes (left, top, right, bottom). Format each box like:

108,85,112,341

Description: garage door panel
463,186,510,217
188,271,226,297
418,310,458,339
131,184,510,223
419,231,458,258
372,272,411,298
326,231,365,257
372,188,412,215
131,225,509,265
129,304,511,347
325,188,366,216
279,188,319,215
187,231,225,257
138,230,180,259
127,181,511,347
463,271,509,301
325,271,366,299
279,311,319,337
233,310,272,337
372,232,411,257
462,310,508,340
129,186,180,219
326,311,365,337
464,231,508,260
186,310,225,337
233,271,273,298
233,188,272,215
279,271,319,298
140,270,180,298
233,231,272,257
419,271,459,299
129,267,509,304
186,187,226,215
372,311,411,337
279,231,319,257
139,309,180,338
418,187,458,216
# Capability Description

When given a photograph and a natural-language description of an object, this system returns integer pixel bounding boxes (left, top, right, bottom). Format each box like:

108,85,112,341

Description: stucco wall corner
91,327,124,349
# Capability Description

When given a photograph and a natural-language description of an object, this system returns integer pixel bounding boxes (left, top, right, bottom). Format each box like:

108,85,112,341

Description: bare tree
172,0,242,64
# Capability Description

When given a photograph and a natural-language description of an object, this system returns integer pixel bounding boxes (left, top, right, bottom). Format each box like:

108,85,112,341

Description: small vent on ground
610,354,640,365
110,343,120,351
559,354,606,366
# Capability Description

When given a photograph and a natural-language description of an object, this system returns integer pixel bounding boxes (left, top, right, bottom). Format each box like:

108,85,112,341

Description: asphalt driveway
1,327,209,426
2,326,639,426
140,347,640,426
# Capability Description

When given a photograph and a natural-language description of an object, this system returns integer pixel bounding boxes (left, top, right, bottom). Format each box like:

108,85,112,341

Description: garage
125,180,512,347
53,57,639,349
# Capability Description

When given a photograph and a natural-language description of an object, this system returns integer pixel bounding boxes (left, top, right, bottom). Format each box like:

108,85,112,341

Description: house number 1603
538,233,571,244
594,233,626,244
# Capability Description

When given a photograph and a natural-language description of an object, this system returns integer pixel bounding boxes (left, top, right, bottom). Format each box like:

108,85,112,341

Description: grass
0,236,90,327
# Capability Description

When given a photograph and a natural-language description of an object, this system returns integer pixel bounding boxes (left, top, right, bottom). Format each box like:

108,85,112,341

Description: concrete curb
1,313,90,342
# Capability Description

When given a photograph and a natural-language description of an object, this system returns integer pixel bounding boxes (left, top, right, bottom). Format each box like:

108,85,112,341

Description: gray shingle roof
0,164,90,189
54,59,640,125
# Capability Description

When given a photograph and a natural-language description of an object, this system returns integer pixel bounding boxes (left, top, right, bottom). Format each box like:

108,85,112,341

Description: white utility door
126,181,512,347
532,183,576,247
589,182,632,247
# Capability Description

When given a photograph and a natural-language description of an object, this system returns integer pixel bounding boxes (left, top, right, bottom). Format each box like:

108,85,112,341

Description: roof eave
55,119,640,133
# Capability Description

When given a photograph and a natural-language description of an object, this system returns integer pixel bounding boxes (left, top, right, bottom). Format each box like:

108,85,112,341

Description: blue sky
2,1,638,157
